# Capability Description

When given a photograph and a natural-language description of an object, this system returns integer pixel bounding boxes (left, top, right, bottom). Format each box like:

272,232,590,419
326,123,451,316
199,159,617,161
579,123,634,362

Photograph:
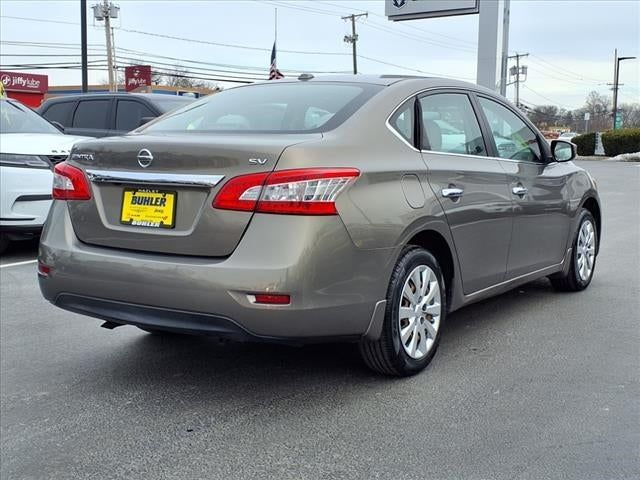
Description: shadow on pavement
84,277,564,398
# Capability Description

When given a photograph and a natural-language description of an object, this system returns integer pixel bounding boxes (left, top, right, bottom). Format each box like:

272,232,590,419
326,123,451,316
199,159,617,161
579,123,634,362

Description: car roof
253,74,493,94
273,74,421,86
42,93,190,103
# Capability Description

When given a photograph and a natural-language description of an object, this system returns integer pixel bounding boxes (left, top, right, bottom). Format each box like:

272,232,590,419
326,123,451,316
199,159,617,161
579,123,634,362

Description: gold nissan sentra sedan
38,75,601,376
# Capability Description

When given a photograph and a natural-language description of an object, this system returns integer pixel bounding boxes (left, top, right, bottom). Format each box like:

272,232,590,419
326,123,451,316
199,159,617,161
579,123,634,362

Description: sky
1,0,639,110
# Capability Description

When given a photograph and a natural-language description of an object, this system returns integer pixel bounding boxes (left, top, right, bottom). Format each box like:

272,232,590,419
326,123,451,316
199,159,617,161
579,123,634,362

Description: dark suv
39,93,194,138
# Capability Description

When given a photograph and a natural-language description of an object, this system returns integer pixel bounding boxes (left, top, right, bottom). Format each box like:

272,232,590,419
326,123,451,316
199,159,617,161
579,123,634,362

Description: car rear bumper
0,166,53,229
39,201,394,340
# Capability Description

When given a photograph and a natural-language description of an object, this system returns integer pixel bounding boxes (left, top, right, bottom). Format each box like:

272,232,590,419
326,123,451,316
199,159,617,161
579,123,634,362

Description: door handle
442,187,464,199
512,185,528,196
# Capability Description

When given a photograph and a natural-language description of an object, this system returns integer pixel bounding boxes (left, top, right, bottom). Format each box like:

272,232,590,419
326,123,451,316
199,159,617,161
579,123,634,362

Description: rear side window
116,100,155,132
72,99,110,129
389,100,414,146
478,97,542,162
418,93,486,156
144,82,383,134
43,102,74,126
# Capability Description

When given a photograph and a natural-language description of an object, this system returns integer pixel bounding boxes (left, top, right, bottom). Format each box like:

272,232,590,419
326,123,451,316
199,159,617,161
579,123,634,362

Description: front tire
359,246,446,376
550,209,597,292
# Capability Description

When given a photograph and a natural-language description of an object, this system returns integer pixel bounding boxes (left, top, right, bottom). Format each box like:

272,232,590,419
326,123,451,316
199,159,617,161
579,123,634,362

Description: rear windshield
143,82,383,134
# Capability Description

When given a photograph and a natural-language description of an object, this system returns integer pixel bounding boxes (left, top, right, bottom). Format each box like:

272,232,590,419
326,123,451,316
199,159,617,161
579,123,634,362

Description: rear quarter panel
274,80,460,304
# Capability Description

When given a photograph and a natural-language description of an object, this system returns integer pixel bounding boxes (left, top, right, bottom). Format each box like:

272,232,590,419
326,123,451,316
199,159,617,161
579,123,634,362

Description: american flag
269,42,284,80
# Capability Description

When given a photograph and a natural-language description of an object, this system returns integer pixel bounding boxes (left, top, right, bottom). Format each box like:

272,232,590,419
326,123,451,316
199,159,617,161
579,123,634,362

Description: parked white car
0,98,88,253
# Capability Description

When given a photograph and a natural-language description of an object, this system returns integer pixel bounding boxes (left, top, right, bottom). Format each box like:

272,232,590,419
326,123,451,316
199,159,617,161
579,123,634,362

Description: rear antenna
298,73,314,81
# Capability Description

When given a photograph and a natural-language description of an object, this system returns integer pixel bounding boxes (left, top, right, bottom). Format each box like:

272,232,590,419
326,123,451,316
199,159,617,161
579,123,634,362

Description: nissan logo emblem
137,149,153,168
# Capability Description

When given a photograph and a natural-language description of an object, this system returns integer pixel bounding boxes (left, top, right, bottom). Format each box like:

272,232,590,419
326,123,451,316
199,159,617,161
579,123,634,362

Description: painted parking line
0,259,37,269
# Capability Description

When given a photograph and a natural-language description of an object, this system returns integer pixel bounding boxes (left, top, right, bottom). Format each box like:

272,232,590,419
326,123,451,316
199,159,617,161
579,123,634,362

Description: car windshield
0,100,61,134
143,82,382,133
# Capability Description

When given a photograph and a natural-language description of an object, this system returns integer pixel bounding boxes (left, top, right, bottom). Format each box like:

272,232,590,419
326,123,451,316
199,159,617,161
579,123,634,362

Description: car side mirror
51,121,65,133
551,139,576,162
138,116,155,127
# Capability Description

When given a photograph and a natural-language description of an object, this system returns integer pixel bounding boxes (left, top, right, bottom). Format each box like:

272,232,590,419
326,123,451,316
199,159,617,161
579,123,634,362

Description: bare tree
619,103,640,128
154,65,215,90
529,105,560,128
584,91,611,131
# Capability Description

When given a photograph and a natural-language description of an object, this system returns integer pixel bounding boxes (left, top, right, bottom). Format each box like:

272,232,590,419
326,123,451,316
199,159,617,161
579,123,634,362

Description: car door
475,95,571,278
418,91,513,294
114,99,157,134
66,98,113,137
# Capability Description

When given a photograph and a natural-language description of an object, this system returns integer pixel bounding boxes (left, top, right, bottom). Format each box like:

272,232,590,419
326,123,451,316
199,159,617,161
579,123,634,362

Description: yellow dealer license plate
120,188,176,229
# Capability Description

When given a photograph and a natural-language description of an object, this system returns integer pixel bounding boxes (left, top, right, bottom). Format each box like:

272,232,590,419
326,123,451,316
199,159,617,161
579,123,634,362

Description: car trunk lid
66,133,321,256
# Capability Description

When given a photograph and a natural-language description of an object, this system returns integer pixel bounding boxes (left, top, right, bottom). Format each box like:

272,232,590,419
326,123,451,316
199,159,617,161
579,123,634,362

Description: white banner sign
386,0,479,21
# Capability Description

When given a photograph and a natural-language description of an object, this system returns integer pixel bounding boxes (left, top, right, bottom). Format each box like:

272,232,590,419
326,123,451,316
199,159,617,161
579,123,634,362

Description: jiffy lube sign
0,71,48,93
125,65,152,92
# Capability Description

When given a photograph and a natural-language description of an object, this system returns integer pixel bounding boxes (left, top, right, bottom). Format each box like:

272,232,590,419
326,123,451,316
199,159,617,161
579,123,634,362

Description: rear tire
359,246,446,376
550,209,597,292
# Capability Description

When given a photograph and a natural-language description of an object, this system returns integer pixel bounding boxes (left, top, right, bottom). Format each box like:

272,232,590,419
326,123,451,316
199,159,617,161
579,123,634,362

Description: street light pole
612,50,637,130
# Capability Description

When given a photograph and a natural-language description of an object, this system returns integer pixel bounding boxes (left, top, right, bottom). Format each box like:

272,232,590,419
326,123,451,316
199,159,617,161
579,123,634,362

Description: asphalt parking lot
1,160,638,480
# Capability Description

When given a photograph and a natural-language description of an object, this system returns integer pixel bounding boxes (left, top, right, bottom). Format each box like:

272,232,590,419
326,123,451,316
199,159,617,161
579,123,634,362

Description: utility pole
499,0,510,97
342,13,367,75
103,0,114,91
93,0,119,92
611,49,637,130
80,0,88,93
507,52,528,108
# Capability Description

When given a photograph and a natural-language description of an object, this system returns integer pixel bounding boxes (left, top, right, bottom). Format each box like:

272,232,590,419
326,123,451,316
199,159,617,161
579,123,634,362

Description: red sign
125,65,152,92
0,71,48,94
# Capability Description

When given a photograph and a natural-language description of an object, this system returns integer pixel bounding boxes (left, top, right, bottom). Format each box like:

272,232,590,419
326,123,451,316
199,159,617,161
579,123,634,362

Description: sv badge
249,158,269,165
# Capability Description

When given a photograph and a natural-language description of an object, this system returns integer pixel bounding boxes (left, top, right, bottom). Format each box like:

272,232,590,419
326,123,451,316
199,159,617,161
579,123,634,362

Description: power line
316,1,477,48
115,47,351,74
357,55,474,81
527,57,605,86
0,40,349,75
529,54,607,84
262,1,476,53
0,54,103,57
521,85,579,110
0,15,350,57
359,20,475,54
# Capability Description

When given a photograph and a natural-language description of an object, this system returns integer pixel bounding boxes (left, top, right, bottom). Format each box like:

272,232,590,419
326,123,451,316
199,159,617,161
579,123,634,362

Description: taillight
213,168,359,215
249,293,291,305
37,261,51,277
52,162,92,200
212,172,269,212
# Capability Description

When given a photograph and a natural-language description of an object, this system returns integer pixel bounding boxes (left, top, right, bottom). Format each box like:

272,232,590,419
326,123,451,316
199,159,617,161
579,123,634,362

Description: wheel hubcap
398,265,441,360
576,220,595,282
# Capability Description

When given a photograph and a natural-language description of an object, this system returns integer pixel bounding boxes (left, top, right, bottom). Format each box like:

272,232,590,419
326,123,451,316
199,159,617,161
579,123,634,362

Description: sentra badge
71,153,95,162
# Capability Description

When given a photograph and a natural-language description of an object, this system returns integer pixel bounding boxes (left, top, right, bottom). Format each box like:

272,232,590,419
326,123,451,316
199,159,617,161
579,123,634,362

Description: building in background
0,71,49,107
